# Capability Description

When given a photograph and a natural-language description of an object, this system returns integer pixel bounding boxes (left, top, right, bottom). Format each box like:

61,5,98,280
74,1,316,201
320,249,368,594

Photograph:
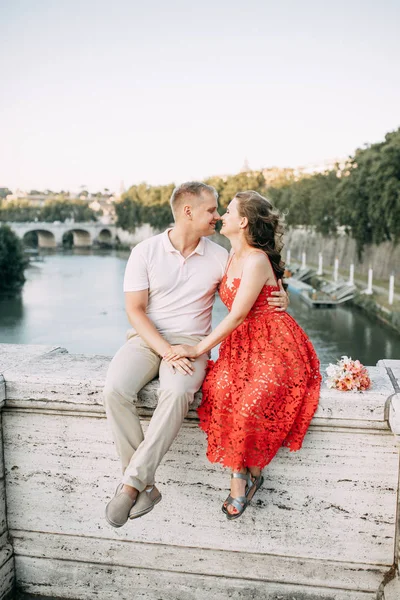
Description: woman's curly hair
235,190,285,281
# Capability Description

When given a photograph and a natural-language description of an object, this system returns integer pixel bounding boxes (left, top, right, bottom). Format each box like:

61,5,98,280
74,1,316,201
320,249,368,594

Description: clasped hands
162,344,198,376
162,280,289,376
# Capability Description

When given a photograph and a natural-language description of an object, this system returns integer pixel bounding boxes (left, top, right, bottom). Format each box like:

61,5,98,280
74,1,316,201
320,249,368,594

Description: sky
1,0,399,193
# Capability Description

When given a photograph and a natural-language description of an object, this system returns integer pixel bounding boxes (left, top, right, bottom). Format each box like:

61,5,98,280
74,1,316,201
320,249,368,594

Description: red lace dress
198,275,321,471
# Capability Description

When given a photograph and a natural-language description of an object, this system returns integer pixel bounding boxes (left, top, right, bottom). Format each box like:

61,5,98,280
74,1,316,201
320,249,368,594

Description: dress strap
223,252,235,277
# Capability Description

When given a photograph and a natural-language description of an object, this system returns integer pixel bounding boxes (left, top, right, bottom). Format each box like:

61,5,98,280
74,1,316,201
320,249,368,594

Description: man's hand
267,279,289,312
163,355,195,376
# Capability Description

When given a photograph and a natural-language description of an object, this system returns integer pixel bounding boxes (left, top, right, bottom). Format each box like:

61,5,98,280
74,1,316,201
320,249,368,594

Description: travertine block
0,344,399,599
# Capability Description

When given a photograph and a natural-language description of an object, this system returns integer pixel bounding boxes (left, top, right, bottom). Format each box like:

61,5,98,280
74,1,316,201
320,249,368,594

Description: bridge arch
95,227,113,247
62,228,92,248
23,229,57,249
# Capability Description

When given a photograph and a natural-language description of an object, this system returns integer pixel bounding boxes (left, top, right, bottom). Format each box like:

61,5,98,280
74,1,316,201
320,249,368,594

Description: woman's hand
163,344,199,361
267,279,289,312
164,357,195,376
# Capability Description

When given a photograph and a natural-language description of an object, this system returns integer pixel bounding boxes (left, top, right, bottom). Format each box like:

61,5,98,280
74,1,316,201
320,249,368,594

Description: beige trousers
103,332,208,492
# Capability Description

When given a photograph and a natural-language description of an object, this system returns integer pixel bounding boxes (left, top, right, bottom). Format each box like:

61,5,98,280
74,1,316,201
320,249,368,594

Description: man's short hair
170,182,218,217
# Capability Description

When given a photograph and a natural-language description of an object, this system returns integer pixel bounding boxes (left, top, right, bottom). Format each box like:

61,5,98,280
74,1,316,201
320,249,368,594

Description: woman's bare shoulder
244,251,274,276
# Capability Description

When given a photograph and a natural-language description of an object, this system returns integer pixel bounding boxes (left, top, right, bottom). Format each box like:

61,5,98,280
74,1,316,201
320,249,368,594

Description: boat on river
285,265,356,308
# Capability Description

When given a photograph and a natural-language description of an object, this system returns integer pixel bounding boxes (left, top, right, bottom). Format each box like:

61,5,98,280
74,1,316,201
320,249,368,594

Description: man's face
190,192,221,236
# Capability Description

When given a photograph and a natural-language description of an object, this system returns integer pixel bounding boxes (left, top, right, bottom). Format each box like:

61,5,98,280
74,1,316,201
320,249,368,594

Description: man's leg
103,334,160,484
103,335,161,527
123,341,208,492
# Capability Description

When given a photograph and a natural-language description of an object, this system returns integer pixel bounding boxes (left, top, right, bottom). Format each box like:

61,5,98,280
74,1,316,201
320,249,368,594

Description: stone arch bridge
6,221,118,248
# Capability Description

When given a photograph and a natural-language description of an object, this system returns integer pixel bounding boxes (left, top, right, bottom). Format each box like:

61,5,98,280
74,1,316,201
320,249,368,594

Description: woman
164,191,321,519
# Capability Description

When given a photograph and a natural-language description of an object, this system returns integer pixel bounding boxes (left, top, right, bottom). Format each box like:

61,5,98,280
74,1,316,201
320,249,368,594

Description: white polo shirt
123,229,229,337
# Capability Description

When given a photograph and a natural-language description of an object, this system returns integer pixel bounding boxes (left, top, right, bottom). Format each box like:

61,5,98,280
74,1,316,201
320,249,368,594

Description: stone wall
1,384,14,600
284,228,400,279
0,343,399,600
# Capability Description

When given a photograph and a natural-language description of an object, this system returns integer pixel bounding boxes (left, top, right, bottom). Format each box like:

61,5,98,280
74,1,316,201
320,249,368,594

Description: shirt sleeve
123,245,149,292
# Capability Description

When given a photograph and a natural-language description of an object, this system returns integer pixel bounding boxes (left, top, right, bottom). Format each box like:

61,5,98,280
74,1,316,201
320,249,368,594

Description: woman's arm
165,253,276,359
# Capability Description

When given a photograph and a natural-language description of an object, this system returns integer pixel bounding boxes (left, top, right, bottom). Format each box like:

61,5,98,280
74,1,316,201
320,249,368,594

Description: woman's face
220,197,244,237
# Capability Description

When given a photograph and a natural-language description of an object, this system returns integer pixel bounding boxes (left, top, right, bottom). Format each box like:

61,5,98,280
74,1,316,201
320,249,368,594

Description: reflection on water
285,292,400,364
0,296,24,329
1,251,400,365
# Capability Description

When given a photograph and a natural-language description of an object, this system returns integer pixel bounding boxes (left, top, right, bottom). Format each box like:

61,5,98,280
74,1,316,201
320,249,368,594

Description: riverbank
285,226,400,280
301,264,400,336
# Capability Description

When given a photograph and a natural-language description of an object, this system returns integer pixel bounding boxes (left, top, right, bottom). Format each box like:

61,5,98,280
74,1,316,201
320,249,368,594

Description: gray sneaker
129,485,162,520
105,483,137,528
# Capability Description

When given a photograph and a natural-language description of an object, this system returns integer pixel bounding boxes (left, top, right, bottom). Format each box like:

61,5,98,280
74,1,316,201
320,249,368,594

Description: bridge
6,221,118,248
1,343,400,599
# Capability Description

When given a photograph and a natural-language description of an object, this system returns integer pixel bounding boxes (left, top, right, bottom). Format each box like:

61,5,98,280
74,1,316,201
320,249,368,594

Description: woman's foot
224,468,263,516
226,472,247,515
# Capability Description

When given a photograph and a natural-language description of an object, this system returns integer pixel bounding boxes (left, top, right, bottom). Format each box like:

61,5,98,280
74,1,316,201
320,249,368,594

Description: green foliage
0,224,27,294
335,128,400,255
269,171,340,235
0,200,40,222
267,128,400,254
206,172,267,210
115,183,174,231
115,197,142,231
0,187,12,199
0,200,98,223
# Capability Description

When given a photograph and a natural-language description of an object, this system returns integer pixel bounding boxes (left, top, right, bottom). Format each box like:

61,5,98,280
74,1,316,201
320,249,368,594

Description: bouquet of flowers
326,356,371,392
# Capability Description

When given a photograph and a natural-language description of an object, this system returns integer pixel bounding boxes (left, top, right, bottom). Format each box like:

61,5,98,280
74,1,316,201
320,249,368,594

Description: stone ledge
0,344,397,430
1,343,400,600
10,530,389,593
14,555,377,600
0,344,64,374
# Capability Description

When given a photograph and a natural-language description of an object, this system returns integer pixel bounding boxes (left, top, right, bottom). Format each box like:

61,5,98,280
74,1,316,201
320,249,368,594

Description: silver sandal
223,471,264,520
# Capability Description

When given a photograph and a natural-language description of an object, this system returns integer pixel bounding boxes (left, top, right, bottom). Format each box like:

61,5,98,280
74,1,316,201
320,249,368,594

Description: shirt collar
162,228,205,256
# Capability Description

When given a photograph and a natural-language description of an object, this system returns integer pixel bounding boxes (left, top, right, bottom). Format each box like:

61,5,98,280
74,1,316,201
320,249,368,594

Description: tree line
0,199,98,223
2,127,399,259
116,128,400,256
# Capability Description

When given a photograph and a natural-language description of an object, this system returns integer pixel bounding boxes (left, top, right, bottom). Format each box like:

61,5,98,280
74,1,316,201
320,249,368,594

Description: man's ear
183,204,192,219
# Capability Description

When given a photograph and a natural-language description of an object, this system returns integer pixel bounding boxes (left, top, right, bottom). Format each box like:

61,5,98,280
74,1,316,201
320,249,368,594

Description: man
103,182,288,527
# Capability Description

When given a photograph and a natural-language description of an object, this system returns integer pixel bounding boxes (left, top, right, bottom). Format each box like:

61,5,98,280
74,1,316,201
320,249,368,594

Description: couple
104,182,321,526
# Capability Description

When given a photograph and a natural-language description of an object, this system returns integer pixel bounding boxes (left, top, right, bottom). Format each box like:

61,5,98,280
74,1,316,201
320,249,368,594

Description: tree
115,197,142,231
0,200,98,223
116,183,174,231
0,187,12,199
0,200,40,222
335,128,400,255
0,224,27,294
213,171,267,209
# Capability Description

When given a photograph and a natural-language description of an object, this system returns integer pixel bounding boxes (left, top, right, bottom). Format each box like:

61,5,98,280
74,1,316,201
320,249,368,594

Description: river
1,249,399,365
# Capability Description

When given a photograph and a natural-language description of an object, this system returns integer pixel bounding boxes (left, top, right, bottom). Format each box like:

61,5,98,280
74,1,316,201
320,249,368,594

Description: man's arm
125,290,171,357
125,291,193,375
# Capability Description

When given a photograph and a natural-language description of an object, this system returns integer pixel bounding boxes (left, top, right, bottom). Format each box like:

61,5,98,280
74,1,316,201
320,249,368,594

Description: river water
1,249,399,365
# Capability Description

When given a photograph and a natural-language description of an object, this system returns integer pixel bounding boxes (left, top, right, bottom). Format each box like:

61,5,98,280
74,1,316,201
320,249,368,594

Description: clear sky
1,0,399,193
